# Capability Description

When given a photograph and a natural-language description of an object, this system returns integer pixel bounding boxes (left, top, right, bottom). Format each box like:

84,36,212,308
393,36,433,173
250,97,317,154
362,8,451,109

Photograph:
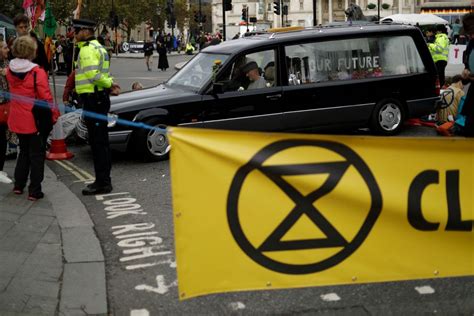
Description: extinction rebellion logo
227,139,383,274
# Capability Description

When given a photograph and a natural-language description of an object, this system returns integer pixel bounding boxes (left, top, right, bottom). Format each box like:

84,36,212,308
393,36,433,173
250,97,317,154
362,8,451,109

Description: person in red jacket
6,35,59,201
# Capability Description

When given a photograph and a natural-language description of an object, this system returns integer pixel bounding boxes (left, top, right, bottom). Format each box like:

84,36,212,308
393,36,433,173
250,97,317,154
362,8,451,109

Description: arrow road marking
415,286,435,294
130,309,149,316
135,275,177,295
320,293,341,301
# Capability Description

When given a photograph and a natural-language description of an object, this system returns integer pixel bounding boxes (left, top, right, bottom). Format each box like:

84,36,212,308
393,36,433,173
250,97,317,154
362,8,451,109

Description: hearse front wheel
135,120,170,162
371,99,405,136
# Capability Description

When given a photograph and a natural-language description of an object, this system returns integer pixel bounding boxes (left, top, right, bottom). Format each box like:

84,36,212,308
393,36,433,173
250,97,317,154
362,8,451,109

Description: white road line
229,302,246,311
320,293,341,301
130,309,149,316
135,275,177,294
415,286,435,294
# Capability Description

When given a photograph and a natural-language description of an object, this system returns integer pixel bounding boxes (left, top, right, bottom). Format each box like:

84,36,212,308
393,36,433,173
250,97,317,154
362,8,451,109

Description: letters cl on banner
169,127,473,300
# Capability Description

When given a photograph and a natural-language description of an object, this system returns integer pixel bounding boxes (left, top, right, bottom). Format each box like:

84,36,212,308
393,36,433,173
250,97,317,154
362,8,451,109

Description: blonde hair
12,35,37,60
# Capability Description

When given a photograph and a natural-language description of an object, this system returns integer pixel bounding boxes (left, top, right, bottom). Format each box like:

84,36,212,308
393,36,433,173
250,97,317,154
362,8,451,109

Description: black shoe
86,182,98,189
82,184,113,196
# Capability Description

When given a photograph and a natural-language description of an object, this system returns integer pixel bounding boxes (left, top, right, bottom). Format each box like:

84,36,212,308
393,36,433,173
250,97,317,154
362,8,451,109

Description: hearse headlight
107,113,118,127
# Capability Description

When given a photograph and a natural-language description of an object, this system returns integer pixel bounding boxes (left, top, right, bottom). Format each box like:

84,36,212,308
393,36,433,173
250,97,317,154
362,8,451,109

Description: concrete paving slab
1,312,47,316
0,291,29,312
44,177,94,229
0,183,12,198
0,251,29,277
16,262,62,283
62,226,104,263
28,204,54,217
0,196,33,214
16,214,54,233
39,220,61,244
0,220,14,238
26,243,63,267
0,229,43,253
7,277,60,298
0,211,21,222
60,262,107,315
23,296,58,315
0,276,11,291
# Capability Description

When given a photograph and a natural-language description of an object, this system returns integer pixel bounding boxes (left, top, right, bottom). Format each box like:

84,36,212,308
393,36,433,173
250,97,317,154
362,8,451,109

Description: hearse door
200,48,284,132
281,41,377,131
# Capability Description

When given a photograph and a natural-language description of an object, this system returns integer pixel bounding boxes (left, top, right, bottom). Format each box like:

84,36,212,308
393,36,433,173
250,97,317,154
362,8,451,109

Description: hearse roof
202,23,419,55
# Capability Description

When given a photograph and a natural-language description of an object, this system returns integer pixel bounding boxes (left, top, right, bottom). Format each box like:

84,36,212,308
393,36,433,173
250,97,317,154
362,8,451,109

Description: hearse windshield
166,53,229,92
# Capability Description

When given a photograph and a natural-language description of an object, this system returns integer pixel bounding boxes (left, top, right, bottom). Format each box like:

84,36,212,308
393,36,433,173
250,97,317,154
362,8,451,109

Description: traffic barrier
46,120,74,160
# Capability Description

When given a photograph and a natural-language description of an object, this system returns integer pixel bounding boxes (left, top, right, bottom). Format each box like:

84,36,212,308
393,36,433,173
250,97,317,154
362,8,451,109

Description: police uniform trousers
80,91,112,186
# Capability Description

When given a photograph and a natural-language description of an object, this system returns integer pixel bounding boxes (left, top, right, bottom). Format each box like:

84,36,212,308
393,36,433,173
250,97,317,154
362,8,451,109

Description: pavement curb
43,165,108,315
114,52,188,59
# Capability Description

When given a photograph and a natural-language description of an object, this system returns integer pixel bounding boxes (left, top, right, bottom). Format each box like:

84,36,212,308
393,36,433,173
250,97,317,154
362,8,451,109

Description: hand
110,83,121,96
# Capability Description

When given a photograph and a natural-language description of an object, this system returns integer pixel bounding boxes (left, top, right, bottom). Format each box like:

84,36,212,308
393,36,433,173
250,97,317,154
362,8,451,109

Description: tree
0,1,23,19
173,0,188,31
115,0,160,41
49,0,76,26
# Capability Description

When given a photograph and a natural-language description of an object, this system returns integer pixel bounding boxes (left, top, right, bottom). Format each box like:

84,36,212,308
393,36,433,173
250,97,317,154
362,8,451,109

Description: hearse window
284,36,426,84
167,53,229,91
216,49,277,92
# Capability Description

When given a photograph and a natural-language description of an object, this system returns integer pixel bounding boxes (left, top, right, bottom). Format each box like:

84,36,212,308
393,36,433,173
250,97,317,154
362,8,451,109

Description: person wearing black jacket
460,12,474,137
144,39,154,71
12,14,50,73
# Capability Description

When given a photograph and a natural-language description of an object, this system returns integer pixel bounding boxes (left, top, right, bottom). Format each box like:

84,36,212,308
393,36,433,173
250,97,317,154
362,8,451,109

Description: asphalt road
46,57,473,315
49,53,192,107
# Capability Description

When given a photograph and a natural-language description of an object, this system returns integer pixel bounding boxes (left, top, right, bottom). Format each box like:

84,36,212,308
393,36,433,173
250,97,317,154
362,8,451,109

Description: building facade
211,0,471,38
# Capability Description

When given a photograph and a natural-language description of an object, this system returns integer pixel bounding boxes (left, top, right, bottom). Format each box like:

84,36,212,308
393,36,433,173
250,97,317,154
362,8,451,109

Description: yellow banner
169,127,473,300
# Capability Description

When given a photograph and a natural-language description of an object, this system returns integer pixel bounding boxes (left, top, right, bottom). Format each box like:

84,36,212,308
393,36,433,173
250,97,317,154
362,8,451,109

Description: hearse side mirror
212,82,225,95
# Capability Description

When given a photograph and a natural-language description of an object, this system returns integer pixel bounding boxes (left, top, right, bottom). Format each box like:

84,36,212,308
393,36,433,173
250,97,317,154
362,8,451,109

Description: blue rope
0,91,167,133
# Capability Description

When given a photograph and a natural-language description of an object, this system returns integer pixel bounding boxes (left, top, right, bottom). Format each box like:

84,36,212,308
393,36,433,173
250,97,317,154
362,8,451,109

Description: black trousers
81,92,112,186
0,124,6,171
15,133,46,195
435,60,448,87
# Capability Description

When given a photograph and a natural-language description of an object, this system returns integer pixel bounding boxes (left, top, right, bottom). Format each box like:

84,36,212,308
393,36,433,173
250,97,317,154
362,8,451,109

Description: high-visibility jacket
428,33,449,63
75,38,113,94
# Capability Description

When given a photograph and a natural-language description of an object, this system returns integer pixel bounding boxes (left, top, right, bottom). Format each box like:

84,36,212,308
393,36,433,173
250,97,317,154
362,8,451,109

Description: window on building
268,3,272,11
300,0,304,10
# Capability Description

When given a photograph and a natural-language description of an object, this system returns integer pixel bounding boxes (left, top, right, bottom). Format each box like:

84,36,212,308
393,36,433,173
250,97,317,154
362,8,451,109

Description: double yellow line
54,160,95,183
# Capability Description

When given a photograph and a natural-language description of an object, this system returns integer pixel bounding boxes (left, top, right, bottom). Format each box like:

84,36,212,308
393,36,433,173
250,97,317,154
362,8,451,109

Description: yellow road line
62,160,95,179
55,160,88,182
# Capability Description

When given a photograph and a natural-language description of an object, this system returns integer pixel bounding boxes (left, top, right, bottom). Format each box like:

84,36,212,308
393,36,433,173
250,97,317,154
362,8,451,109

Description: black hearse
108,24,440,161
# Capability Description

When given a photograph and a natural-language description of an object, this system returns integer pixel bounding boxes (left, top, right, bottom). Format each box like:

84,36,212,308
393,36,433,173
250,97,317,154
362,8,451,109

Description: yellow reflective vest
75,38,113,94
428,33,449,63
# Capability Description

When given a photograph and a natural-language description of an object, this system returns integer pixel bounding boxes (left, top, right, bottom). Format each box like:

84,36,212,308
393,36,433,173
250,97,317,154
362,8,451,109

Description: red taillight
435,77,440,95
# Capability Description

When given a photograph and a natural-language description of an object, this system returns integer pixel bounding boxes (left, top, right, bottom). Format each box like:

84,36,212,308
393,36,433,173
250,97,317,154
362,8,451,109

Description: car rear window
284,35,426,84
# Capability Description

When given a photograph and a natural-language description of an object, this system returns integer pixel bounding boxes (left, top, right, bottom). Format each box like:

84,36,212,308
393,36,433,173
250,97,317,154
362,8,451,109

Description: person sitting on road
437,75,464,124
131,82,143,90
242,61,266,90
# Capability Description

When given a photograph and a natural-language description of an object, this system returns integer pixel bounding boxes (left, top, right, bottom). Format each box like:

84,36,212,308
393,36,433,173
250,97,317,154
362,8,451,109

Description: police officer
73,19,120,195
428,24,450,87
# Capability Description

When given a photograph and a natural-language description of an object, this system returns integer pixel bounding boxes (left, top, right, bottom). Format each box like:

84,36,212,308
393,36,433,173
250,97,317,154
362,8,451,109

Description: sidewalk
114,51,186,59
0,159,107,315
